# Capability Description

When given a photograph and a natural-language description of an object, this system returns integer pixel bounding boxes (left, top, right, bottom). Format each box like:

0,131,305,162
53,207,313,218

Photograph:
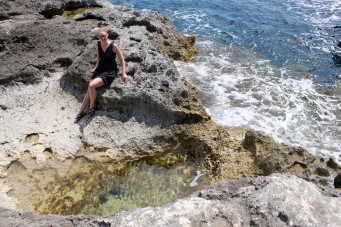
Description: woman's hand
122,73,128,84
90,66,97,73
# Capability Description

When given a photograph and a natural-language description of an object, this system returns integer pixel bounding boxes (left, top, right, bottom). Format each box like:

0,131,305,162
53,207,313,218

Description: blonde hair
97,27,107,34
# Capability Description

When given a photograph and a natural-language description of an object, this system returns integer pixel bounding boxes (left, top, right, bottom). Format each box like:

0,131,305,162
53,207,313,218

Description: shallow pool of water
5,154,211,216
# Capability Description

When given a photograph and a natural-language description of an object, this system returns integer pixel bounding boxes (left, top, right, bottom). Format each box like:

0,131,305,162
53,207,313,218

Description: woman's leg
75,77,104,122
74,90,90,123
88,77,105,109
78,90,90,114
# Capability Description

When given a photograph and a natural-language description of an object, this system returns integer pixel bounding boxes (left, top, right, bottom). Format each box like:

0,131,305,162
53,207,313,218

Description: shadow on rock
60,75,204,128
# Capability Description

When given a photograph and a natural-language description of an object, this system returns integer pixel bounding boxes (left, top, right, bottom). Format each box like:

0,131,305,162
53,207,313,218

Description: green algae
62,7,101,20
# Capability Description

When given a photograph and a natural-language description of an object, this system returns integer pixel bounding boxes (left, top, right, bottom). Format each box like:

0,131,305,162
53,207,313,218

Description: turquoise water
110,0,341,163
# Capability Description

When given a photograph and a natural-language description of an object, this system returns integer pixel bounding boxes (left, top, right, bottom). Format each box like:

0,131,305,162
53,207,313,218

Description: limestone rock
197,174,341,226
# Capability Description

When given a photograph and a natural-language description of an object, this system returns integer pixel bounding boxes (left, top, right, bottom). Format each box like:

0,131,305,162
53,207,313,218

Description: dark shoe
74,112,86,123
88,107,95,119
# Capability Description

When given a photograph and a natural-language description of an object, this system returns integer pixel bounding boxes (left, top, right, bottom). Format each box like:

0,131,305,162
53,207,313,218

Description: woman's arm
113,43,128,84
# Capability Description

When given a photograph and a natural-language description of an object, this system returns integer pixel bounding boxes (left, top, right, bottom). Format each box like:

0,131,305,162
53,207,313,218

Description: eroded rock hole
130,37,142,42
0,39,5,52
24,133,39,144
126,55,143,63
75,14,105,21
40,8,64,19
4,154,211,216
53,58,73,68
334,173,341,189
123,19,159,33
107,31,119,40
13,36,29,44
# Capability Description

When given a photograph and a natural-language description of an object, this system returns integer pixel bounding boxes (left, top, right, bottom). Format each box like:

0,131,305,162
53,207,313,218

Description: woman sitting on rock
74,27,128,123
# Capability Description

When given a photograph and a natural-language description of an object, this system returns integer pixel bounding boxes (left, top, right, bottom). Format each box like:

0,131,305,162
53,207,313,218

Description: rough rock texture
0,0,206,169
1,174,340,226
0,0,341,226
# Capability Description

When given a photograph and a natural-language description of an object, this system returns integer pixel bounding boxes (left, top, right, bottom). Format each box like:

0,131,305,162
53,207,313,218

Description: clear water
5,155,210,216
110,0,341,164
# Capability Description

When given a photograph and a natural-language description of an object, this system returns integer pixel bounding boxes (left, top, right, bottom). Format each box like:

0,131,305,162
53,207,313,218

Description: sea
109,0,341,164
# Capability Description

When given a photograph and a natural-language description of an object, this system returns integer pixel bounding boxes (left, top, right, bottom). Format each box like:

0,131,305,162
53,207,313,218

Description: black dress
91,41,118,86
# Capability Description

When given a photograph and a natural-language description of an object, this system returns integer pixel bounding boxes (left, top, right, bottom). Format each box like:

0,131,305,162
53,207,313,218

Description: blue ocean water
110,0,341,163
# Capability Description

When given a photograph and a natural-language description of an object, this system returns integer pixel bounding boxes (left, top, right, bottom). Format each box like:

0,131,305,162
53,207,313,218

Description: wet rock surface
0,0,341,226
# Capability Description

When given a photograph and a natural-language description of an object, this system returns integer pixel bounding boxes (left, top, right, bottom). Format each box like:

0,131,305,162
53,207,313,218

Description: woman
74,27,128,123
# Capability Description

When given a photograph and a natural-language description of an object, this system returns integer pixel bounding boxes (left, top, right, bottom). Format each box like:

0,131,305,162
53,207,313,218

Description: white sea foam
286,0,341,53
176,43,341,164
172,10,205,23
293,0,341,25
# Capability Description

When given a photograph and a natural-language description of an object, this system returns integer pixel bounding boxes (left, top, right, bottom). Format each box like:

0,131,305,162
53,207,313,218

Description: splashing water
176,41,341,163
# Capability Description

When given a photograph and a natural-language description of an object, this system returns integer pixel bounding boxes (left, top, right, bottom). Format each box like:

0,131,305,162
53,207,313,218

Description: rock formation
0,0,340,226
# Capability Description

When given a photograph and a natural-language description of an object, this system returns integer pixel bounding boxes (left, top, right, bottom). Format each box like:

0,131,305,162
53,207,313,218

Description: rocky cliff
0,0,340,226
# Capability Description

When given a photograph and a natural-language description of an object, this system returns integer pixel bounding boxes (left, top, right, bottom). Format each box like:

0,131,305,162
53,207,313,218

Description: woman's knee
88,81,98,89
89,78,104,89
88,81,95,89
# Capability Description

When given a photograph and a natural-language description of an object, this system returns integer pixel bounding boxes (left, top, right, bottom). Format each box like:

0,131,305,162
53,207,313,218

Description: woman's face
98,31,107,40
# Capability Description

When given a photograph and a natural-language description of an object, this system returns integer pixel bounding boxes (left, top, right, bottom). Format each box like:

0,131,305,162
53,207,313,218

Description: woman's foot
88,107,96,119
74,112,86,123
